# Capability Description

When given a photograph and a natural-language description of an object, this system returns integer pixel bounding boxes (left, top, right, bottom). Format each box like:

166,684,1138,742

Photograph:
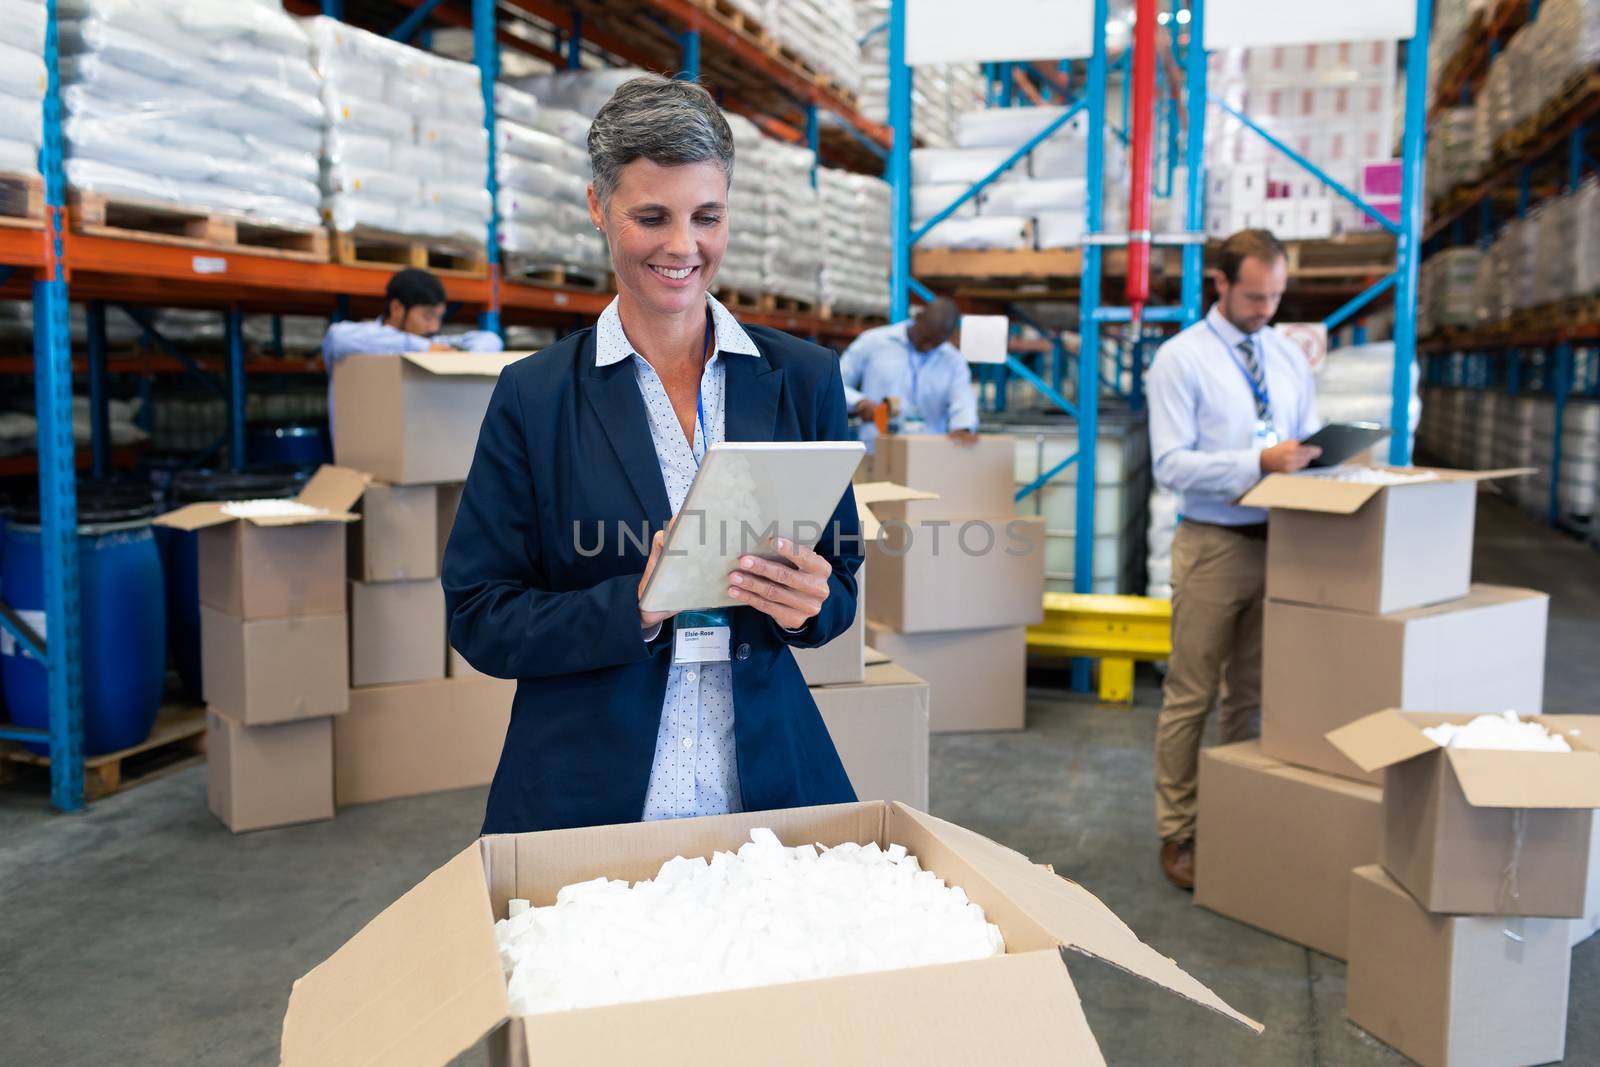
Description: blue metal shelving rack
885,0,1431,687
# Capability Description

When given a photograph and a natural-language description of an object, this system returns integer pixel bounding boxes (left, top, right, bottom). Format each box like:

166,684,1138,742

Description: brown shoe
1161,838,1195,891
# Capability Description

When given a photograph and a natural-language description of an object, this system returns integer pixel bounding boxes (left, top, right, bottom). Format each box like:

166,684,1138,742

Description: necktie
1238,338,1271,424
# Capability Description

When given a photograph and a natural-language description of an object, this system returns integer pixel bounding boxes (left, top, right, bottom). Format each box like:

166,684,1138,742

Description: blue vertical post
1389,0,1432,467
86,301,109,479
1570,124,1584,190
1000,62,1015,107
1550,341,1572,524
887,0,912,322
679,28,701,81
322,0,342,16
806,103,819,187
35,0,85,812
473,0,501,335
567,12,583,69
1518,167,1531,216
270,313,285,358
1073,0,1110,691
224,306,246,469
1180,0,1206,325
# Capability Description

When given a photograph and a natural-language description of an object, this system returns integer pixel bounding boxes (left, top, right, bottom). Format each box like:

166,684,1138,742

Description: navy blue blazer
442,322,862,834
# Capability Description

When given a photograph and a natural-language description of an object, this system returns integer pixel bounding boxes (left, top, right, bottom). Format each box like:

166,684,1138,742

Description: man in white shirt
838,297,980,446
1145,229,1322,890
320,267,504,371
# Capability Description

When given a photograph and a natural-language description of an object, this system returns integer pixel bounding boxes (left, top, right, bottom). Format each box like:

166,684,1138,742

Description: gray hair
587,74,735,205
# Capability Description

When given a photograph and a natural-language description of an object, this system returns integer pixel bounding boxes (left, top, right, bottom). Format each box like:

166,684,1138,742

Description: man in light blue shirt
320,267,504,372
1144,229,1322,891
838,296,980,445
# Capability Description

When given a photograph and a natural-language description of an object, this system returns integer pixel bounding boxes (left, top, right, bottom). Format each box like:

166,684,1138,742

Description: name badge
1251,418,1280,450
674,609,731,665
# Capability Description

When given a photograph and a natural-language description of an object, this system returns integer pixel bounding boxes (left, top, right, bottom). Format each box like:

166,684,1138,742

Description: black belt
1186,519,1268,540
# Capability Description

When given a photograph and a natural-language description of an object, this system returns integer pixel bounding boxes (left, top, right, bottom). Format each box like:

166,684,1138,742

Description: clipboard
1303,421,1392,468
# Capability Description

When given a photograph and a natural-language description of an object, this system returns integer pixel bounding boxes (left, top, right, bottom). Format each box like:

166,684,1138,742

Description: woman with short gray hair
443,73,863,835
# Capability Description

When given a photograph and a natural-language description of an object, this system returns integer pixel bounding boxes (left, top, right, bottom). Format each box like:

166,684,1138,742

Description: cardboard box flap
297,465,371,515
399,350,526,377
892,805,1263,1034
853,481,940,539
520,950,1109,1066
1239,467,1534,514
280,844,509,1067
1325,710,1441,772
152,501,235,532
1446,748,1600,809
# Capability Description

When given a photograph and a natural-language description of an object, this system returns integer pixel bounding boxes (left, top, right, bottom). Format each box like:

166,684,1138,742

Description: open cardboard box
155,466,369,620
1328,710,1600,917
1238,466,1530,614
333,351,525,485
281,802,1260,1066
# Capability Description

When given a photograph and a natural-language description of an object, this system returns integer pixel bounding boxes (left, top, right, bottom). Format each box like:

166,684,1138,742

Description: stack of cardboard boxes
860,435,1046,733
1195,466,1600,1065
331,352,519,809
154,467,368,833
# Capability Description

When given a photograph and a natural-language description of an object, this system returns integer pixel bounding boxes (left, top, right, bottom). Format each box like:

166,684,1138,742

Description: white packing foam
220,499,329,520
1421,710,1573,752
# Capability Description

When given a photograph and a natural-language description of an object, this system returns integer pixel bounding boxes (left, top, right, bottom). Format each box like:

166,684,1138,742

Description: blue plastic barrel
2,484,166,756
248,420,330,469
164,470,307,701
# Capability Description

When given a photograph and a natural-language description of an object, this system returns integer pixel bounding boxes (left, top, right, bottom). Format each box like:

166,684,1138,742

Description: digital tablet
638,441,867,615
1303,421,1392,468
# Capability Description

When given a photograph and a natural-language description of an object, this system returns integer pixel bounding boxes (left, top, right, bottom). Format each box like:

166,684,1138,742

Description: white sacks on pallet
490,81,607,272
57,0,322,227
818,167,890,316
0,0,46,176
303,15,488,243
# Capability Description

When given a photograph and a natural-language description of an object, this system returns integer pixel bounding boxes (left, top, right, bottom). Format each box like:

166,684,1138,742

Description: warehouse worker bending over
1145,229,1321,891
321,267,504,371
839,296,979,445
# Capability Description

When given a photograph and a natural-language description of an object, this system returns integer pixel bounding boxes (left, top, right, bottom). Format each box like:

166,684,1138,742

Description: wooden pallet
1275,235,1397,280
716,287,776,313
70,192,329,261
503,257,612,292
0,703,206,802
1494,70,1600,162
332,227,488,277
0,171,44,230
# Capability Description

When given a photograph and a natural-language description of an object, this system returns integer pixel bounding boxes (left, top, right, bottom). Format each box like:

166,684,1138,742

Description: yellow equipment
1026,592,1172,704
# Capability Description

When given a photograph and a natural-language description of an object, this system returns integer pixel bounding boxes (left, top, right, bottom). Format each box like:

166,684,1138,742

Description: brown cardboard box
351,483,440,582
200,607,349,724
792,562,866,686
437,482,464,569
157,466,368,620
281,802,1261,1067
1261,585,1548,783
447,643,484,679
350,579,446,687
206,708,333,833
332,351,524,484
334,675,514,806
1239,466,1528,615
1328,710,1600,918
1346,865,1571,1067
870,434,1016,518
1541,716,1600,943
809,662,930,807
865,506,1045,634
1195,741,1381,960
864,623,1026,732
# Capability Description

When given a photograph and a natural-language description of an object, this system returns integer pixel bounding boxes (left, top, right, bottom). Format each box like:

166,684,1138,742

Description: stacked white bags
57,0,323,229
719,112,770,294
1315,341,1422,444
1418,247,1483,334
759,140,822,304
0,0,45,178
855,0,982,146
760,0,862,98
493,83,608,272
818,168,890,316
303,15,489,244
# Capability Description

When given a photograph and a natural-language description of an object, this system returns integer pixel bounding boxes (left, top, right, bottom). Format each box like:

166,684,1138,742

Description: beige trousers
1155,520,1266,843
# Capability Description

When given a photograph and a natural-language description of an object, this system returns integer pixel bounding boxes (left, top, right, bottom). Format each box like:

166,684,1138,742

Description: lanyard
692,309,715,468
1204,318,1272,413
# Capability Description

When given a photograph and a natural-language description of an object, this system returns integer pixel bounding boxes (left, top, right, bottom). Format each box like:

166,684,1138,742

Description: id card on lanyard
674,312,733,666
1205,319,1279,450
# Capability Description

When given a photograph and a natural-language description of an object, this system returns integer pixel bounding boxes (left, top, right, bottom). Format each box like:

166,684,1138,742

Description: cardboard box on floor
1327,710,1600,918
1345,865,1571,1067
1261,584,1548,783
809,661,930,808
865,499,1046,634
1547,716,1600,944
335,675,514,807
280,802,1261,1067
1238,467,1529,615
200,607,349,725
351,483,440,582
437,482,464,570
865,622,1027,732
207,708,333,833
869,434,1016,518
1195,741,1381,961
349,579,446,687
156,465,368,620
332,351,524,485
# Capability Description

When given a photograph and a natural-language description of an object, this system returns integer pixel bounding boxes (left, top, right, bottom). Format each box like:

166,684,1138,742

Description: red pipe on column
1124,0,1158,323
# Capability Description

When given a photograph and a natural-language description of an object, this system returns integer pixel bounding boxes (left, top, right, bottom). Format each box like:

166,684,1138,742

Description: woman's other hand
727,537,831,631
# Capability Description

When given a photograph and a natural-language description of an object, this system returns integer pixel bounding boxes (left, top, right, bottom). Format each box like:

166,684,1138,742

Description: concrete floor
2,493,1598,1066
